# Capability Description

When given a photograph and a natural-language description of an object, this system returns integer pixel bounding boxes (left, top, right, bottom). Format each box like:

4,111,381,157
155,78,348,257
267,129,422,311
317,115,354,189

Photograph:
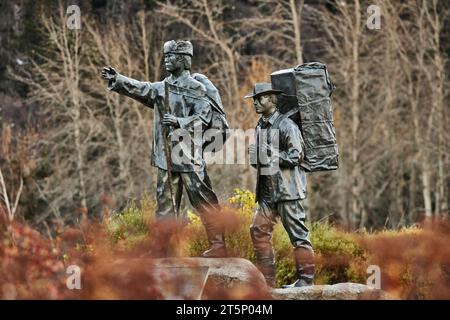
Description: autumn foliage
1,190,450,300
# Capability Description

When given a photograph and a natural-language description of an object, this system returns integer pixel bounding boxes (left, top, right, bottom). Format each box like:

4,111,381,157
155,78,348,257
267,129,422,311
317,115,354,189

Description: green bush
309,222,368,284
106,195,154,249
271,215,368,286
187,188,256,261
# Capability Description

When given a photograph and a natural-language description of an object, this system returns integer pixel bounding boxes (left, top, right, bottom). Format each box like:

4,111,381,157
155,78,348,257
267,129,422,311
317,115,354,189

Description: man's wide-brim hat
163,40,193,57
244,83,283,99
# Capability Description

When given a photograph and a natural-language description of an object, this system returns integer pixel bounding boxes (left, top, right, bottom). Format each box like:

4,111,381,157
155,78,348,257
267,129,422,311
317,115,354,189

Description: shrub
309,222,368,284
187,188,257,260
106,195,154,249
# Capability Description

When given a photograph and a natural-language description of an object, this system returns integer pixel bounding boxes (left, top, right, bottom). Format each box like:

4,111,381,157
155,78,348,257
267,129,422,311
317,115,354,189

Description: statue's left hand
162,114,179,127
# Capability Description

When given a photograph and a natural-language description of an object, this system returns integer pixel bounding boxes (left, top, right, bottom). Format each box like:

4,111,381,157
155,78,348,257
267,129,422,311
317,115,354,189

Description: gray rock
271,283,392,300
110,257,269,299
152,257,270,299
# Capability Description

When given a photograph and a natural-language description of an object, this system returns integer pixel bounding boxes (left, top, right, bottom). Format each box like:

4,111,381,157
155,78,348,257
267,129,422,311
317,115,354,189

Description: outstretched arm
101,66,157,108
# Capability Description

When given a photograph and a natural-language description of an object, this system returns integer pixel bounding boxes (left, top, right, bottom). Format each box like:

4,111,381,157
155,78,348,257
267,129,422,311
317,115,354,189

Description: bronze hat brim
244,89,284,99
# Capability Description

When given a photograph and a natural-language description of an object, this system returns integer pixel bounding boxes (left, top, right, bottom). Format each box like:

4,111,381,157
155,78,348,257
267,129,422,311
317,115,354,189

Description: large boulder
271,283,391,300
152,257,270,299
108,257,269,299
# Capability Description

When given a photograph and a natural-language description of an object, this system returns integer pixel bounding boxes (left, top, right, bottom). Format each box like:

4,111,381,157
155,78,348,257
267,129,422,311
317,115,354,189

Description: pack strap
166,81,225,115
298,96,330,106
166,81,206,99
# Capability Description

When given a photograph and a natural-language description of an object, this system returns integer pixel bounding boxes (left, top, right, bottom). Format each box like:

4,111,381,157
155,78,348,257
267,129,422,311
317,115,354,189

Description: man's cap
244,83,284,99
163,40,193,57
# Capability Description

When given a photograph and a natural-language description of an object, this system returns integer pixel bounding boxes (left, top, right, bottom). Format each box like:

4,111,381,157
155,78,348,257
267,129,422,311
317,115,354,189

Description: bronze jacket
108,71,211,172
251,110,307,202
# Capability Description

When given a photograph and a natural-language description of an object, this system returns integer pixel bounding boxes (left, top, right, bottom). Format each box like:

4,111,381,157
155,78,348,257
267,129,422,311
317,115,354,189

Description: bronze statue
246,83,315,288
101,40,226,258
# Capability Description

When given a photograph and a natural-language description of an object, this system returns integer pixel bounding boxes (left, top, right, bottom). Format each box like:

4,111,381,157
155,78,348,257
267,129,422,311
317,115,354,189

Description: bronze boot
201,212,227,258
258,260,276,288
282,247,315,288
201,233,226,258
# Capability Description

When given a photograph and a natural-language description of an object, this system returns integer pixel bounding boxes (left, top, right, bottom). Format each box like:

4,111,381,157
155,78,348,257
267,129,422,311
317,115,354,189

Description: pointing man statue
101,40,226,257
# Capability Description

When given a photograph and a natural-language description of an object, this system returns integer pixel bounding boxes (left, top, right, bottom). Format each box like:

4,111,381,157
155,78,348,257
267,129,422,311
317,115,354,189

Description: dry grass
1,190,449,299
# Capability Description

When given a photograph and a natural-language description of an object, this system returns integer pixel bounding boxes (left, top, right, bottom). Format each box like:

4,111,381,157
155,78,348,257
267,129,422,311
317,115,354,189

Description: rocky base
109,257,390,300
271,283,391,300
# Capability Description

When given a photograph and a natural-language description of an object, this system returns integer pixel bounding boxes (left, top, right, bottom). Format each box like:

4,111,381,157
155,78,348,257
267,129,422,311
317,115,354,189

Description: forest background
0,0,449,232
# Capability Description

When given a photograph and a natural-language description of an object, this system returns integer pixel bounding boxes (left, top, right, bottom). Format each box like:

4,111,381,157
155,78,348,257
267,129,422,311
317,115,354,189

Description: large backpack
192,73,230,152
270,62,339,172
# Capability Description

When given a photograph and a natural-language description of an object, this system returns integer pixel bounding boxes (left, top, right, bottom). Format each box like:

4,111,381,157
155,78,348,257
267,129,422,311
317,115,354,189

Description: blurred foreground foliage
1,189,449,299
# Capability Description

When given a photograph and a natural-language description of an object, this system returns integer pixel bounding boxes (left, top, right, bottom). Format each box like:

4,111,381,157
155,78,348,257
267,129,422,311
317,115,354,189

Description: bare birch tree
12,5,168,225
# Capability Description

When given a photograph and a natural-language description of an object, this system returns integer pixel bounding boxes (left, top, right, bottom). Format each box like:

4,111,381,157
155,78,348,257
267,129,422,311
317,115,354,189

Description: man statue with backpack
101,40,228,258
247,62,338,288
246,83,315,288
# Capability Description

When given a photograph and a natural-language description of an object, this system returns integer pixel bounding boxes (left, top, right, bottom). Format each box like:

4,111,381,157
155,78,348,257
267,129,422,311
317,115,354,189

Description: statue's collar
259,109,279,126
167,70,190,85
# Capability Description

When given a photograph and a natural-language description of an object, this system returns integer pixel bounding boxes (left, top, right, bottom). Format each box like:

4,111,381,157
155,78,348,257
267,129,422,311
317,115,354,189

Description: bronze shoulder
278,116,300,132
186,76,207,93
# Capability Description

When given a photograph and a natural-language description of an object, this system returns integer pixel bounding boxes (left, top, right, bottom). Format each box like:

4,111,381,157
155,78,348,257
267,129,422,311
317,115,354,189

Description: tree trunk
70,31,87,210
73,103,87,210
225,48,240,126
351,0,361,229
434,42,447,216
422,164,433,218
408,165,416,224
289,0,304,65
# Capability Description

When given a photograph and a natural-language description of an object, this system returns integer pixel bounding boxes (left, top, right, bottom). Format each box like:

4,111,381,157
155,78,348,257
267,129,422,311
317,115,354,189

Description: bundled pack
271,62,339,172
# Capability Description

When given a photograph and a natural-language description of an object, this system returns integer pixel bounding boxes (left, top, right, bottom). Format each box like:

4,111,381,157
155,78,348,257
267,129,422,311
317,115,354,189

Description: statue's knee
250,225,270,244
249,225,260,242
